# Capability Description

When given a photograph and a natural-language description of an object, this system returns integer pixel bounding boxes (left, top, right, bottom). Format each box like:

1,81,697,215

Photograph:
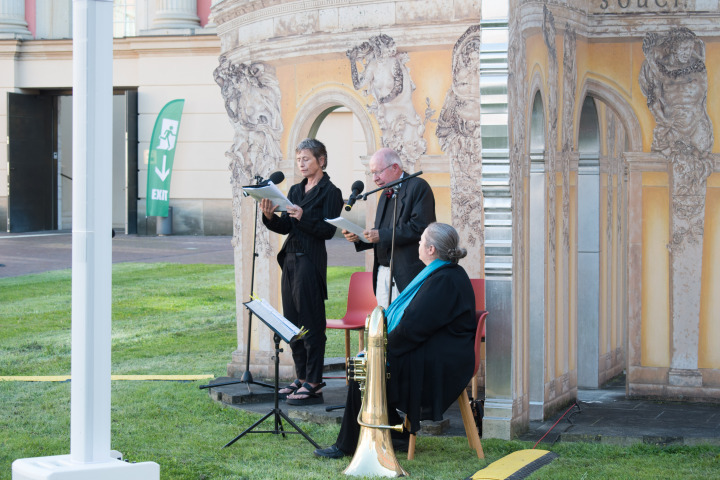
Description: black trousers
335,379,404,454
281,253,327,384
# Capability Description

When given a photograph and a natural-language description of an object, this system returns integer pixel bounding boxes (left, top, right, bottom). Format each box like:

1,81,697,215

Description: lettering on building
595,0,685,13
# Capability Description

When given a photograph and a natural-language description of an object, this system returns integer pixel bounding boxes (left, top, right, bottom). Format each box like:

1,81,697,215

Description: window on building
113,0,136,38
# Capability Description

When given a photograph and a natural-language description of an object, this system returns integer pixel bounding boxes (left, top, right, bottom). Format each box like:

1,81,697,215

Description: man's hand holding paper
325,217,370,243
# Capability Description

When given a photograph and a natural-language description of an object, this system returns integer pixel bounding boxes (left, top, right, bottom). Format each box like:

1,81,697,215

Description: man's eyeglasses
370,164,393,177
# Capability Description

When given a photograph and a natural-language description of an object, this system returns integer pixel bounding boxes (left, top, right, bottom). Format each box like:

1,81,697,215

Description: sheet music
243,298,300,343
241,181,294,212
324,216,370,243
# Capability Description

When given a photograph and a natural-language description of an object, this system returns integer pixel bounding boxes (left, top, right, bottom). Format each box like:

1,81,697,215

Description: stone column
639,28,714,390
483,2,515,440
204,0,222,31
668,146,710,387
153,0,200,30
0,0,32,39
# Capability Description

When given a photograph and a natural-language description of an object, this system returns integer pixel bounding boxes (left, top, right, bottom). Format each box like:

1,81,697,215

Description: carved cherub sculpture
347,34,426,169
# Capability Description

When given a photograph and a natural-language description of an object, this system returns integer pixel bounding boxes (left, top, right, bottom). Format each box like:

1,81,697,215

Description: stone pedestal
152,0,200,31
0,0,31,39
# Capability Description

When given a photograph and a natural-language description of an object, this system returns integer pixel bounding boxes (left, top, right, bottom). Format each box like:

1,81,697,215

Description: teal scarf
386,259,450,333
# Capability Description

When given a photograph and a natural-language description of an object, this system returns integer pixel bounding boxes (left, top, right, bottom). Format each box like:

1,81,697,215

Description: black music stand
222,298,320,449
199,175,274,393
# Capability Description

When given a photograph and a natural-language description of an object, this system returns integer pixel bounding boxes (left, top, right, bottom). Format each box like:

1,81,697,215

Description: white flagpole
13,2,159,477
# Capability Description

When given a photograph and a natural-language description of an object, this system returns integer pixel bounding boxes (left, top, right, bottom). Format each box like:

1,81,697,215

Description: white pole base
12,453,159,480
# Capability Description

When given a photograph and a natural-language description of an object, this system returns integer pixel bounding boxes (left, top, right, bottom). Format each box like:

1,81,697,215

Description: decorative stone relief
542,4,559,380
639,27,713,377
639,28,713,157
438,25,484,250
214,55,284,254
607,112,617,260
508,12,527,277
561,25,576,255
543,5,558,265
543,12,558,241
347,34,427,171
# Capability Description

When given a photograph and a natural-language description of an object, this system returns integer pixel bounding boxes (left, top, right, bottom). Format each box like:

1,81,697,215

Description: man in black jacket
342,148,435,307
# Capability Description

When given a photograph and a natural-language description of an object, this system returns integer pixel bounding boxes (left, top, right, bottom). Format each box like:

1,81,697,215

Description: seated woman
314,222,477,458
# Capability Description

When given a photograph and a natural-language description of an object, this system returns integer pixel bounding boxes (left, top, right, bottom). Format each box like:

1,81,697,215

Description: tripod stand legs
222,334,320,450
222,406,321,449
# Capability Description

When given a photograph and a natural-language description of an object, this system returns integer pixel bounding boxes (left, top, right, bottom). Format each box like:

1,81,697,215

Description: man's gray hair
373,147,402,168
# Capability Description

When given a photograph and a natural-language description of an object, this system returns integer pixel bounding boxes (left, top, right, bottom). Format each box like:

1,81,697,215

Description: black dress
335,263,476,453
262,173,343,384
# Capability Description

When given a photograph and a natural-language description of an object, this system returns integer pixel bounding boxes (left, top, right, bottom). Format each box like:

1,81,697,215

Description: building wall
515,1,720,416
0,0,227,235
0,33,230,234
212,0,481,382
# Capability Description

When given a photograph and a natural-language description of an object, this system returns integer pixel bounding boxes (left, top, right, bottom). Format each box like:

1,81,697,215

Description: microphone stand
200,174,274,392
325,171,423,412
360,171,423,304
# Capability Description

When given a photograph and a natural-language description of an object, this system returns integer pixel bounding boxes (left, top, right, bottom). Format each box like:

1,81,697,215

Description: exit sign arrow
155,155,170,181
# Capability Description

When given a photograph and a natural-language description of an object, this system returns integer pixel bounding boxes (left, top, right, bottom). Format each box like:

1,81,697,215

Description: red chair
470,279,487,400
326,271,376,361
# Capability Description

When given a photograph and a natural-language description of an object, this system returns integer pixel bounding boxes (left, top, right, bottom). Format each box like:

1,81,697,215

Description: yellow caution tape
0,375,214,382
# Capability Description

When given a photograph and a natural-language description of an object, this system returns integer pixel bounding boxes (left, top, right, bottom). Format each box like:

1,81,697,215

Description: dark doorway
125,90,138,234
7,93,56,232
7,90,138,234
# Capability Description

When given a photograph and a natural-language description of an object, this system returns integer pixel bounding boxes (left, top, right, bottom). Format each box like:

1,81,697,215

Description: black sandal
278,379,302,399
286,382,326,406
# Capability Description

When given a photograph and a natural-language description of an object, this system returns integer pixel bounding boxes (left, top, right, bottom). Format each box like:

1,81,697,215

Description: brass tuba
344,306,408,477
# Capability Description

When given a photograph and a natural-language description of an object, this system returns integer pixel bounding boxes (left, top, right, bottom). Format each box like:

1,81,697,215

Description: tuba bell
344,306,407,478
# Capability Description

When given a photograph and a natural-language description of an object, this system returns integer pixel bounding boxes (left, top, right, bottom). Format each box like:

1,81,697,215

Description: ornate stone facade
640,27,714,384
347,34,427,172
214,56,283,256
438,25,484,256
212,0,481,383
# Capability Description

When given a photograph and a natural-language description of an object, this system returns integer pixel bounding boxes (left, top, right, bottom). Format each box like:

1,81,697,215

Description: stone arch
576,78,642,152
576,95,602,388
527,71,547,155
288,89,377,159
527,83,547,421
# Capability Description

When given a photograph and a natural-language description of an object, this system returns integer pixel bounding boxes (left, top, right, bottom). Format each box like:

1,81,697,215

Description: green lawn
1,264,718,479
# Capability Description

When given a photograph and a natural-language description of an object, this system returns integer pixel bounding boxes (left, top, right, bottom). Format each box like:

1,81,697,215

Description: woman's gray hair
424,222,467,264
296,138,328,170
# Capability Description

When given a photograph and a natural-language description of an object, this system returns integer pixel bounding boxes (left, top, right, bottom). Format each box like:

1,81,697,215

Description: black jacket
355,173,436,293
386,263,476,433
262,173,343,299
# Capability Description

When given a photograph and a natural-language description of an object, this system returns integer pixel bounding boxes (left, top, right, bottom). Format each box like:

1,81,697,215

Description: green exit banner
146,99,184,217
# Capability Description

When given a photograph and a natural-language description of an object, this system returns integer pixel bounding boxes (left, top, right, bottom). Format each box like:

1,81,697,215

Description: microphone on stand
344,180,365,211
259,171,285,186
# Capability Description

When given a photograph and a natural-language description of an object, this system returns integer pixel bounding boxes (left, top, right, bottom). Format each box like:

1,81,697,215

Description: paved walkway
206,369,720,448
2,231,719,447
0,231,362,278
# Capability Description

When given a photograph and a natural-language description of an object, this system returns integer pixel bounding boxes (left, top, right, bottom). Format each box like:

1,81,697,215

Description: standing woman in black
260,138,343,405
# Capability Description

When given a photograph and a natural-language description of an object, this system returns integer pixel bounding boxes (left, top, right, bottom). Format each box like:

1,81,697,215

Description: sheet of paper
243,298,300,343
324,216,370,243
241,181,293,212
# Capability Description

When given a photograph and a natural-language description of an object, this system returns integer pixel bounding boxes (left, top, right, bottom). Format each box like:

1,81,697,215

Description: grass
1,264,719,479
